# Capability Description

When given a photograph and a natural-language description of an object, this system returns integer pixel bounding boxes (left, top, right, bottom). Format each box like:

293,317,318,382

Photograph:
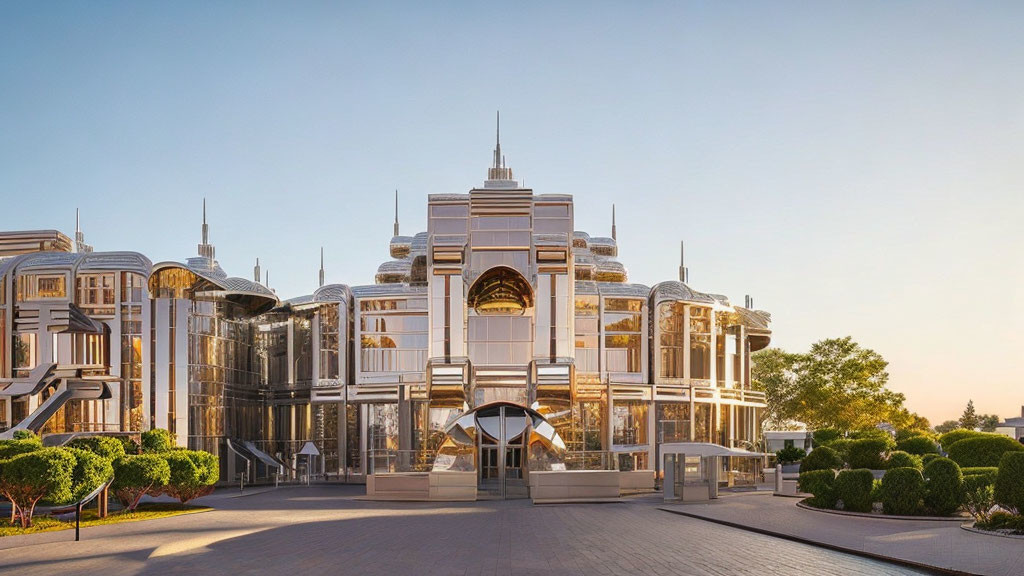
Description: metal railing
367,449,436,474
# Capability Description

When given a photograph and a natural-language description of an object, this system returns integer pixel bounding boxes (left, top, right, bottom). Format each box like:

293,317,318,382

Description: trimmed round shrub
848,438,889,469
994,452,1024,515
880,467,925,515
921,453,941,466
0,437,42,460
798,470,836,508
834,468,874,512
886,451,922,470
63,448,113,504
0,448,75,527
67,436,126,461
112,454,171,511
799,446,842,473
824,439,853,465
897,435,940,456
946,435,1024,468
922,457,963,516
141,429,175,453
938,429,986,452
812,428,842,446
776,446,806,465
962,473,996,522
163,450,219,504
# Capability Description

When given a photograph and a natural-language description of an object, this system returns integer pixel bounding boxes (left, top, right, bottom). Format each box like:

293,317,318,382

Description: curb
959,523,1024,540
658,507,980,576
796,500,967,522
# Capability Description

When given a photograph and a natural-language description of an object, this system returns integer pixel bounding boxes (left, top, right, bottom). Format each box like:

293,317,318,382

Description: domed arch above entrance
466,266,534,315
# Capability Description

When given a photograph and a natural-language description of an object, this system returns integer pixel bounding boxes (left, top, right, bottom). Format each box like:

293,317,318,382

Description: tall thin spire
393,190,400,237
611,204,617,242
679,241,689,283
198,198,215,263
254,258,261,283
319,247,325,287
74,208,92,253
485,110,517,187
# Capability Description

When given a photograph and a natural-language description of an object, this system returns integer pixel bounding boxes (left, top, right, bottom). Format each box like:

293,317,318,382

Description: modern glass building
0,129,771,497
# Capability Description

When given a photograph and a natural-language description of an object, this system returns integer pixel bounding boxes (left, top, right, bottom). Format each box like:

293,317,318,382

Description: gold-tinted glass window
77,273,115,308
359,298,427,373
603,297,643,373
689,306,711,381
574,296,599,373
319,304,340,380
658,303,685,379
17,274,67,301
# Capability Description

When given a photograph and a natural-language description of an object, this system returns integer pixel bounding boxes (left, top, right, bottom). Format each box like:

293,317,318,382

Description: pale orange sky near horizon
2,3,1021,425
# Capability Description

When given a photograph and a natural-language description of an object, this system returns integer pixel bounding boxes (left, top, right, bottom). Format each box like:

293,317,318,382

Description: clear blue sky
2,2,1022,424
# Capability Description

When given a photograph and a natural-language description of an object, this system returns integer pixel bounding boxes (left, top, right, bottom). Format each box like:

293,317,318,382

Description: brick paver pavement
663,492,1021,576
0,485,929,575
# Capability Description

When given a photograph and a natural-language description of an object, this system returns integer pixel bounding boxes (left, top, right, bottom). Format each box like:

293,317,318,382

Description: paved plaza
0,485,934,576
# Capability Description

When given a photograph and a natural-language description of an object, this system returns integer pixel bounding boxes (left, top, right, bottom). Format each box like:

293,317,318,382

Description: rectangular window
603,298,643,373
689,307,711,381
17,274,67,301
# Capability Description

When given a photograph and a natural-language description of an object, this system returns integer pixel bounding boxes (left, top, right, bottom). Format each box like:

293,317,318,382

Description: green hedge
881,467,925,515
834,469,874,512
938,429,986,452
897,435,940,456
824,439,853,465
798,470,836,508
848,438,889,469
922,457,963,516
921,453,941,466
799,446,842,473
67,436,126,461
946,435,1024,468
886,451,922,470
994,452,1024,515
0,437,42,460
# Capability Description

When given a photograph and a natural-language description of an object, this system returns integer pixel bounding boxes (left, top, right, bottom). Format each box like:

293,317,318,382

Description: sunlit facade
0,128,771,495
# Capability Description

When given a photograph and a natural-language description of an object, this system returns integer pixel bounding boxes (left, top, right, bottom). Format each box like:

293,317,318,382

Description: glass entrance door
476,404,530,499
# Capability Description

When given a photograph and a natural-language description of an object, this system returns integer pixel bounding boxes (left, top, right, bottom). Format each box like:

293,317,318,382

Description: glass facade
0,144,770,495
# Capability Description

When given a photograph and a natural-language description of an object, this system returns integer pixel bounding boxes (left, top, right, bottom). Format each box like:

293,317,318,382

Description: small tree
163,451,219,504
959,400,979,431
978,415,1000,433
141,429,175,453
963,474,996,522
934,420,960,435
0,448,75,528
112,454,171,511
922,458,963,516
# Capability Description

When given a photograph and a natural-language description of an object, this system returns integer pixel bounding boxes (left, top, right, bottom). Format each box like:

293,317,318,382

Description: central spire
393,190,400,237
198,198,215,263
485,110,517,188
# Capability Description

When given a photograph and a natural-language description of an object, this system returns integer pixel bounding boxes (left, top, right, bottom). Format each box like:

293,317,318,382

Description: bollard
775,463,783,493
75,502,82,542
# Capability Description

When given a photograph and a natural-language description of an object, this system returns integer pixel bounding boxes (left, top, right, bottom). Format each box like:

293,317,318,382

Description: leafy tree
752,337,911,431
979,414,1000,433
960,400,979,430
750,348,802,428
0,448,75,528
112,455,170,511
934,420,961,434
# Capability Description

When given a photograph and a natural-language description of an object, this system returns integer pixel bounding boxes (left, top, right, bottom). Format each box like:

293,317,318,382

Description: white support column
311,312,320,385
173,300,188,447
287,317,295,385
141,298,152,430
709,309,717,386
154,299,169,431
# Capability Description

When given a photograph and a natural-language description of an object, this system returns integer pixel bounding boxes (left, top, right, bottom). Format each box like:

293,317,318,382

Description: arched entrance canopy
466,266,534,315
